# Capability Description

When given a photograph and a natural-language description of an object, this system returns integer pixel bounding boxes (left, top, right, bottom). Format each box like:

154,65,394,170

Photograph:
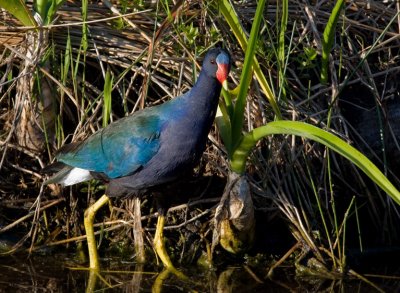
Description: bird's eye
210,59,216,64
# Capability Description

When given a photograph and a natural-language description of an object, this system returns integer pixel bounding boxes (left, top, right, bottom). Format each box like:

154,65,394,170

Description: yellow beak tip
222,80,229,91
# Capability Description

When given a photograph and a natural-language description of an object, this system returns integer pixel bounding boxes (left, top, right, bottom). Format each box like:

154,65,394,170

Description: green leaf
216,102,232,155
35,0,66,25
0,0,37,26
230,120,400,206
34,0,50,23
321,0,344,83
230,0,266,148
217,0,282,120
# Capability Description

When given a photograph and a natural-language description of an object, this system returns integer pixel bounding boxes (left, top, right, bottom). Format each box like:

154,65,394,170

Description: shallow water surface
0,252,398,292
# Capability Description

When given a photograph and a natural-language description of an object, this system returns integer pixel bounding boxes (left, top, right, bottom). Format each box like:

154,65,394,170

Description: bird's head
203,48,231,91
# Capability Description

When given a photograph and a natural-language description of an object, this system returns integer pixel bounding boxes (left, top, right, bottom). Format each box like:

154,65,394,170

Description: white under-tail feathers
45,166,93,186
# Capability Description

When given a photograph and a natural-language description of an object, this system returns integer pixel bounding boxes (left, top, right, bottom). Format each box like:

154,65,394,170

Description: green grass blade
216,102,232,155
278,0,288,64
79,0,89,120
253,62,281,119
217,0,282,120
321,0,344,83
81,0,89,52
277,0,288,98
102,69,113,127
34,0,50,23
231,121,400,206
217,0,247,51
0,0,37,26
34,0,66,24
61,29,71,87
304,156,336,265
221,85,233,120
231,0,266,147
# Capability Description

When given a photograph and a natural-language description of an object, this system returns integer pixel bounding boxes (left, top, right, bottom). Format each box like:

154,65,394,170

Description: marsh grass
1,1,400,287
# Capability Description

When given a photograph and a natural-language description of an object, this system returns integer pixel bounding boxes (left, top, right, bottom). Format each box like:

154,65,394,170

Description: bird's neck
183,73,221,112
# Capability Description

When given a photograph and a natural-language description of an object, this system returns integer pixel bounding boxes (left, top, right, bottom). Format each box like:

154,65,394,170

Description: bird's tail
42,162,93,186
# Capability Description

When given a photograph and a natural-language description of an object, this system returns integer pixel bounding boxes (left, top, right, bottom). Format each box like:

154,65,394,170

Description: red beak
216,63,229,85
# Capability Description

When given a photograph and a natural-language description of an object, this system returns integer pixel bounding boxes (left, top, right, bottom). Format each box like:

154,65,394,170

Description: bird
43,47,231,273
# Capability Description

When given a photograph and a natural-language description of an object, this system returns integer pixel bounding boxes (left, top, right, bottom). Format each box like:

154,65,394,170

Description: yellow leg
153,215,187,279
154,215,174,269
84,194,110,270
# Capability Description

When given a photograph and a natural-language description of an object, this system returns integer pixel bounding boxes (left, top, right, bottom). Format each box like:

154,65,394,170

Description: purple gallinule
44,48,231,272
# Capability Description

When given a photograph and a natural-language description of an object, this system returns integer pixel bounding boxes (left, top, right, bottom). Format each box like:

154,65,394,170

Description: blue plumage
45,48,231,197
59,109,164,179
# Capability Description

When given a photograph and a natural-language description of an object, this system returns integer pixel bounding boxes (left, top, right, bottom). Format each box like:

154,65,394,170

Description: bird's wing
56,109,165,179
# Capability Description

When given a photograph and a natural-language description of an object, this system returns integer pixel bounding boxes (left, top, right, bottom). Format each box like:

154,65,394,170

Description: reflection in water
85,264,145,292
86,270,99,292
0,253,397,292
130,264,144,293
152,268,170,293
217,267,234,293
0,254,155,292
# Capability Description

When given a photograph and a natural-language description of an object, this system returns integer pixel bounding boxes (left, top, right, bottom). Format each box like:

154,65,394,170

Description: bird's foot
154,215,188,280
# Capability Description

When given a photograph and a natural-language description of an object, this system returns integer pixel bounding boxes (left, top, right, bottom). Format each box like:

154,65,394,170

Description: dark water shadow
0,253,399,292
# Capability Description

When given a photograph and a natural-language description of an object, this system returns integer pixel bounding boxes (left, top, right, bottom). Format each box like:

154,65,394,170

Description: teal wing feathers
56,108,166,179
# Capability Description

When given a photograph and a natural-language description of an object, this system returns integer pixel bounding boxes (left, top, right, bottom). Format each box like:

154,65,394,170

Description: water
0,252,398,292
